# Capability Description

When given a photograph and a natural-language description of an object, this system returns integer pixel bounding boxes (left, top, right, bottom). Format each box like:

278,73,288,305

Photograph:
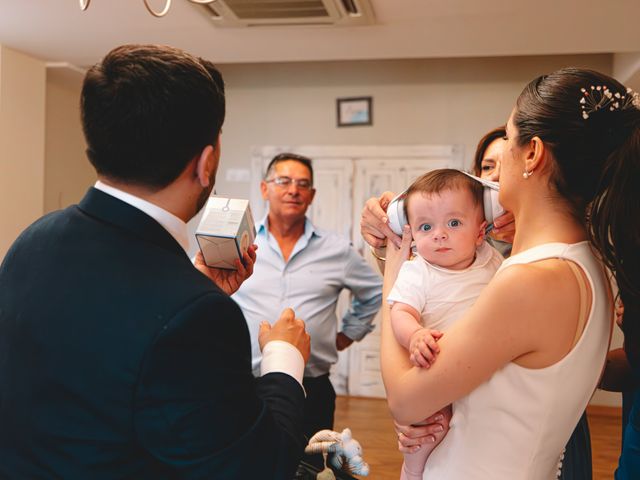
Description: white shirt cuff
260,340,305,391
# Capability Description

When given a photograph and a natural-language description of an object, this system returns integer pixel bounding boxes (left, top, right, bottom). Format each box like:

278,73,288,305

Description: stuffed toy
304,428,370,479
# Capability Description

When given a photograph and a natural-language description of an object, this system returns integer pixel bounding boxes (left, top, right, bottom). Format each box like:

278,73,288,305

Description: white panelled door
250,145,464,397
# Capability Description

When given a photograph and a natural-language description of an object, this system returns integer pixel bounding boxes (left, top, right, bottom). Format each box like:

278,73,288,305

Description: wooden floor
334,396,622,479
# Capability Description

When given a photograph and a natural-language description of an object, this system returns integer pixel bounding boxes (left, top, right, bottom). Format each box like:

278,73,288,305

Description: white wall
0,45,46,259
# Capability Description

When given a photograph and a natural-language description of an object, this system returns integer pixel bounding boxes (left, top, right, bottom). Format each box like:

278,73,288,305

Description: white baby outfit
387,241,503,331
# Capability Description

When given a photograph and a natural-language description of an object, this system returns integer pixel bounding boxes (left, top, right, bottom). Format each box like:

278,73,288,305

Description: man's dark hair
264,152,314,185
81,44,225,190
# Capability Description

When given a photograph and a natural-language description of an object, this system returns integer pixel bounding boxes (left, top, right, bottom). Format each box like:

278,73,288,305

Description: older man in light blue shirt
233,152,382,448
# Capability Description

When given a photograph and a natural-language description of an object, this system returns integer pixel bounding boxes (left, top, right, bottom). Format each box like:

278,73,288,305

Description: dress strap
565,260,592,348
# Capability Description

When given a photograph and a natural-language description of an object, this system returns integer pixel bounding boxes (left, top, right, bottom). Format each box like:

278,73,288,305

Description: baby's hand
409,328,443,368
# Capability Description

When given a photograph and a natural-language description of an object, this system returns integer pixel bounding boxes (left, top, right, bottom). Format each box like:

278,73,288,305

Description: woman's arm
380,232,587,425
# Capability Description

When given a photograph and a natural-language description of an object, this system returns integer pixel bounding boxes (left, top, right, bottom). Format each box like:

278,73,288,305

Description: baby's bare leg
396,406,452,479
400,422,441,480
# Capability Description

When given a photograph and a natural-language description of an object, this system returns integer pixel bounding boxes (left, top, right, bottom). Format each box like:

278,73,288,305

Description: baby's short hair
404,169,484,221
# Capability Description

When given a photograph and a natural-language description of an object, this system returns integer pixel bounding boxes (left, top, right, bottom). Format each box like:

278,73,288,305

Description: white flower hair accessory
579,85,640,120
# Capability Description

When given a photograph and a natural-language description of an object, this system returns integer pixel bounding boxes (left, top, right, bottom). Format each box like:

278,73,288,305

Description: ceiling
0,0,639,69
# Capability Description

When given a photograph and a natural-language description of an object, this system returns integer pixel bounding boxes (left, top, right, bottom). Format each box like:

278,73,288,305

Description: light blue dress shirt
232,216,383,378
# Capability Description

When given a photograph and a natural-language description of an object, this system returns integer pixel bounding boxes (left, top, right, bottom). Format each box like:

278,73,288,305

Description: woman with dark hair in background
363,68,639,478
471,126,512,257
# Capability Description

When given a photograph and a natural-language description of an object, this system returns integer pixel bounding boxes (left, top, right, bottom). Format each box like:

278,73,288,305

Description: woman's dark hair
81,44,225,190
514,67,640,339
473,126,506,177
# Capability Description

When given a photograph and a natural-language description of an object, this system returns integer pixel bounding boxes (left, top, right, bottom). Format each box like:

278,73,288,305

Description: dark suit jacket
0,188,305,479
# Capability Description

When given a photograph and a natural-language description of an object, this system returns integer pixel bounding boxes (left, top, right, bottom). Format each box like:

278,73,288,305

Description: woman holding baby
361,68,639,478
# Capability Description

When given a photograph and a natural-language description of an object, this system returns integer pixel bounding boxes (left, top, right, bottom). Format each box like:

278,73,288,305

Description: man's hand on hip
336,332,354,351
259,308,310,363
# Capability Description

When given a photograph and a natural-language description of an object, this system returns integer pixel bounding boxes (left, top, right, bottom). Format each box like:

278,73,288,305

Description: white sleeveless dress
423,242,612,479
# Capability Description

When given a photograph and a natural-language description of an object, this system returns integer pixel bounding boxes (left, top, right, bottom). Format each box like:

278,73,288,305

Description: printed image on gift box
195,197,256,270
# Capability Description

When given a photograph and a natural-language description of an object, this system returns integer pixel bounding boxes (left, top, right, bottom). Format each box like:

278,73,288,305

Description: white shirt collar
94,180,190,253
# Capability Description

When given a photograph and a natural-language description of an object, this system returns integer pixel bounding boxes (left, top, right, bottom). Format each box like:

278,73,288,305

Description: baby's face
407,188,485,270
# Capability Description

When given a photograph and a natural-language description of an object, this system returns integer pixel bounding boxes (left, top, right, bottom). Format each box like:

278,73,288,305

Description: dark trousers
302,374,336,469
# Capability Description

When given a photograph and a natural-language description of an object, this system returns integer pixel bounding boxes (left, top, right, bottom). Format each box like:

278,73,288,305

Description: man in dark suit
0,44,310,479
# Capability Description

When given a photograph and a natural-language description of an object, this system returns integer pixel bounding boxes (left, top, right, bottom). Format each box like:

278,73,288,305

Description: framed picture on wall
336,96,373,127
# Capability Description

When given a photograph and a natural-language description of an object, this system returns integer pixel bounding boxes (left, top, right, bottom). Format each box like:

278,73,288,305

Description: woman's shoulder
487,257,581,317
501,241,592,268
471,260,583,361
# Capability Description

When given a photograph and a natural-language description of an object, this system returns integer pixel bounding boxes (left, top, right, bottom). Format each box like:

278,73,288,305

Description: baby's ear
477,220,488,245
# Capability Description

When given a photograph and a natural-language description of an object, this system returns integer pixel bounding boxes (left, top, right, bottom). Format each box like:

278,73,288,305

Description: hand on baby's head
409,328,444,368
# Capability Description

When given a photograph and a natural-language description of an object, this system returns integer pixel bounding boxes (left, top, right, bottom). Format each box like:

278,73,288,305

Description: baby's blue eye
419,224,431,232
448,219,461,228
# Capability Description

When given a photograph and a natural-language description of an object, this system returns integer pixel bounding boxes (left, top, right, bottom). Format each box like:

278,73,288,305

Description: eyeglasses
265,176,313,190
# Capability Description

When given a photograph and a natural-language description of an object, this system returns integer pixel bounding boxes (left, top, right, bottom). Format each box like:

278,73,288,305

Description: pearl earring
522,170,532,179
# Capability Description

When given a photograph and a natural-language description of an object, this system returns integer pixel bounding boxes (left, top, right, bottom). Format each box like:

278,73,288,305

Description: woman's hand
491,211,515,244
361,191,402,249
194,244,257,295
395,405,452,454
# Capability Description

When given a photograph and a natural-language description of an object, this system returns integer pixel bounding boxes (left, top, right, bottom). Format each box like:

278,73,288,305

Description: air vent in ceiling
196,0,375,27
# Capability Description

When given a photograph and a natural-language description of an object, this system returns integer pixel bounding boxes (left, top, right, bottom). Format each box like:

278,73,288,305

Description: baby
387,169,503,480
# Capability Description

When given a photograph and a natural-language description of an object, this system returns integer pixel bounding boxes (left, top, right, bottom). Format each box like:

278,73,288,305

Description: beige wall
0,45,46,259
215,54,612,199
44,69,94,214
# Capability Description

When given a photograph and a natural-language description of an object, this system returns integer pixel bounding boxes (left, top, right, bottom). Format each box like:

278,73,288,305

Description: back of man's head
81,44,225,190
